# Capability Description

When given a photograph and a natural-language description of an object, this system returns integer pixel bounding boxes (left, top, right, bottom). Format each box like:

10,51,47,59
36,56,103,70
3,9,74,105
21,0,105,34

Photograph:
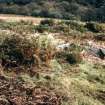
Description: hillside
0,0,105,21
0,15,105,105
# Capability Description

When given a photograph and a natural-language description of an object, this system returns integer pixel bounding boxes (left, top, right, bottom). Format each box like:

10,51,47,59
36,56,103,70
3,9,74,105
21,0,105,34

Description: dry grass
0,14,44,25
0,19,105,105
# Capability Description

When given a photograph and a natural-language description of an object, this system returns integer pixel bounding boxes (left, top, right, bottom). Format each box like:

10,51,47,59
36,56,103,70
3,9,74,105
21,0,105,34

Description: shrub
40,19,55,26
85,22,105,33
66,44,83,64
57,21,86,33
53,24,69,33
0,35,34,67
35,25,50,33
68,21,86,32
66,52,82,64
56,43,83,64
0,34,57,68
94,34,105,41
37,19,55,33
98,23,105,32
85,22,96,32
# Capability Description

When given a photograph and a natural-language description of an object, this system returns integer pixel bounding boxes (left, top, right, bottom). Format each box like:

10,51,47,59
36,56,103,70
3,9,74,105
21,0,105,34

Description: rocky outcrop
88,47,105,59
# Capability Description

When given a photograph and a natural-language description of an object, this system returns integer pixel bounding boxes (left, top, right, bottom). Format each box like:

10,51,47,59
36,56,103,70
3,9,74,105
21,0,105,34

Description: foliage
0,21,35,34
40,19,55,26
94,34,105,41
60,21,87,33
56,44,83,64
35,25,50,33
85,22,105,33
0,35,32,66
0,0,105,21
66,52,82,64
0,33,57,68
37,20,87,34
0,17,105,105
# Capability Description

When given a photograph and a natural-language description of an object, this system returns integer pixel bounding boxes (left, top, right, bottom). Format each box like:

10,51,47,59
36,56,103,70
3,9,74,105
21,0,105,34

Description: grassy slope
0,16,105,105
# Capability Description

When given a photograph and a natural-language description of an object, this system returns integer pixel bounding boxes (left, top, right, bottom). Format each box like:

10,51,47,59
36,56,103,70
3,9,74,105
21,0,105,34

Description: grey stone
89,47,105,59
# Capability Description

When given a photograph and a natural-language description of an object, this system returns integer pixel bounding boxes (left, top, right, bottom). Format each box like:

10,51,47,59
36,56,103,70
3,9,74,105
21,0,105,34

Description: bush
68,21,86,32
37,19,55,33
56,43,83,64
66,52,82,64
53,24,69,33
35,25,50,33
40,19,55,26
0,35,34,67
57,21,86,33
98,23,105,32
0,34,57,68
85,22,97,32
85,22,105,33
94,34,105,41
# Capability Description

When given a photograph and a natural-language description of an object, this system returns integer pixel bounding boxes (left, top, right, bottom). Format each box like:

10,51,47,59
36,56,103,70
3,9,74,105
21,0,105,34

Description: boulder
89,47,105,59
97,48,105,59
56,43,70,51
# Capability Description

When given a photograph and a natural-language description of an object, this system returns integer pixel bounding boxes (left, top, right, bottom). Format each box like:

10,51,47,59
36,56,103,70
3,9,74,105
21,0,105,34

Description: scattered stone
56,43,70,51
89,47,105,59
97,48,105,59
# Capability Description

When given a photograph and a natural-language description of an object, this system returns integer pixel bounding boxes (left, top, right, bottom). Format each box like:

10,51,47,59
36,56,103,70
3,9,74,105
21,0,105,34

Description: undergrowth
0,20,105,105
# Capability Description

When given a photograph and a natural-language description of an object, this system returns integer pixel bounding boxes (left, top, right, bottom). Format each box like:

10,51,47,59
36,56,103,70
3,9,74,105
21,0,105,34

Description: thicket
0,33,57,68
0,0,105,21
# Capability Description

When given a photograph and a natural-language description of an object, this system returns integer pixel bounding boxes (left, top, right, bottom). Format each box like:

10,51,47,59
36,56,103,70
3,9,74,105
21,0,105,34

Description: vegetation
85,22,105,33
0,18,105,105
0,0,105,21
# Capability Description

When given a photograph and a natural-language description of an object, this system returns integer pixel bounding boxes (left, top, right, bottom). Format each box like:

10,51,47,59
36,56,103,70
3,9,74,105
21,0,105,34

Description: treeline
0,0,105,22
